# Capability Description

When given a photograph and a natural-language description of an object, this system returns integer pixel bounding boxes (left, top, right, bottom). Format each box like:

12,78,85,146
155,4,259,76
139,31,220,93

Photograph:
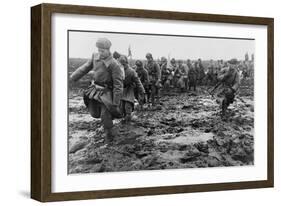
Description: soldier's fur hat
96,38,112,49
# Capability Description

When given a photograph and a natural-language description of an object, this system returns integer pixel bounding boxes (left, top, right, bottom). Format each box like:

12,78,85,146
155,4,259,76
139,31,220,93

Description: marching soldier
160,57,173,91
205,63,216,86
144,53,161,107
135,60,149,105
175,60,189,91
187,61,197,91
119,56,145,122
196,58,206,86
170,58,178,87
215,58,240,117
69,38,124,144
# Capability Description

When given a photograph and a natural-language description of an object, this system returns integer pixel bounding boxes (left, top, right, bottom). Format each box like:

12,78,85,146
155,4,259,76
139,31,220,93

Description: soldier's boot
151,94,155,106
104,127,118,145
155,89,160,105
221,99,227,119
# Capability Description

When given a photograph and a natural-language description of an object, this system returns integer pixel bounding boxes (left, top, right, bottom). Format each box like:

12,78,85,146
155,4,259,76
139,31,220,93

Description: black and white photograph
68,30,255,174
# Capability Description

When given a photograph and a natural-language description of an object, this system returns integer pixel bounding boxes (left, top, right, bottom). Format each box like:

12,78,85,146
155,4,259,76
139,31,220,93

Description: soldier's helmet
119,55,128,65
113,51,121,59
145,53,153,59
96,38,112,49
135,60,143,67
161,56,167,62
171,58,176,64
228,58,239,65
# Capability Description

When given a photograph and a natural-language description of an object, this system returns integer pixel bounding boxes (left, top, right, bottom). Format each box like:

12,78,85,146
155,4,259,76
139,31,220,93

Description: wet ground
68,81,254,174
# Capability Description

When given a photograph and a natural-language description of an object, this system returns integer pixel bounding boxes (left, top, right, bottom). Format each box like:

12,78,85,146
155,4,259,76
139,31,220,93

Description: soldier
160,57,173,91
119,56,145,122
187,61,197,91
196,58,206,86
135,60,149,105
205,62,216,86
69,38,124,144
170,58,178,87
215,58,240,117
113,51,121,60
175,60,189,91
144,53,161,107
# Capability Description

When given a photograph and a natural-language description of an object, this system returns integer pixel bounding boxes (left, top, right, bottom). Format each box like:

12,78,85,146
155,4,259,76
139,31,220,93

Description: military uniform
119,56,145,121
161,62,173,90
215,60,240,116
135,61,149,104
135,62,149,87
187,64,197,91
169,59,178,88
70,38,123,141
145,54,161,106
175,63,188,90
196,62,206,86
205,65,216,86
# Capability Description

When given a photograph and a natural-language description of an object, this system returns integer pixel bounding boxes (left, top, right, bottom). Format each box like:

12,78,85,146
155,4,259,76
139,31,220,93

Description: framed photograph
31,3,274,202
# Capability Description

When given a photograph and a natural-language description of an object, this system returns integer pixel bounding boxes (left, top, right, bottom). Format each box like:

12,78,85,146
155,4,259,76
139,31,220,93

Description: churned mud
68,78,254,174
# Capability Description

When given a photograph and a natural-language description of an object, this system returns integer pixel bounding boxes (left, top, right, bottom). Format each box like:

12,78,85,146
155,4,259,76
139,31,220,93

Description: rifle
207,81,223,97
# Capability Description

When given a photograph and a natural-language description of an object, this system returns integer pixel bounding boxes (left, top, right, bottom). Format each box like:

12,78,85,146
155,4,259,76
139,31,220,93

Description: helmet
161,56,167,62
119,55,128,65
170,58,176,64
113,51,121,59
135,60,143,66
228,58,239,65
145,53,153,59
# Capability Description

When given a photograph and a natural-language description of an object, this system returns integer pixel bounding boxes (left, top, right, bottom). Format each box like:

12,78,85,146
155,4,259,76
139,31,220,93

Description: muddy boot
104,127,118,145
221,99,227,120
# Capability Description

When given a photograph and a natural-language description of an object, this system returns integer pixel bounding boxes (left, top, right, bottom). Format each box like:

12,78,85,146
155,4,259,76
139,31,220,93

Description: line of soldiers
70,38,243,143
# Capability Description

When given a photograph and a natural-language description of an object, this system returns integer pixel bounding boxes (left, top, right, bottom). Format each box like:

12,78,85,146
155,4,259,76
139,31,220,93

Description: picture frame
31,3,274,202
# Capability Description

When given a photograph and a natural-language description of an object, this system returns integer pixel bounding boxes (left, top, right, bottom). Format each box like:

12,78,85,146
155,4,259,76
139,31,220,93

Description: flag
128,45,132,57
167,53,172,69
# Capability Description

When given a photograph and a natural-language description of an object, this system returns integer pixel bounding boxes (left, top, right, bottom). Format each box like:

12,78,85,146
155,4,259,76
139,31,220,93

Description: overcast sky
68,31,254,60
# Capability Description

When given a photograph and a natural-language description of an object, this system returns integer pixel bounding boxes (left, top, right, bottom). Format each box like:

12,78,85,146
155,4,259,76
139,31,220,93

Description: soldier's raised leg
100,104,115,143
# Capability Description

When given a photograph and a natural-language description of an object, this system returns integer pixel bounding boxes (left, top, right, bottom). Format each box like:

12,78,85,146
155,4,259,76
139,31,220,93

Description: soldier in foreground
119,56,145,122
144,53,161,107
69,38,124,143
214,59,240,117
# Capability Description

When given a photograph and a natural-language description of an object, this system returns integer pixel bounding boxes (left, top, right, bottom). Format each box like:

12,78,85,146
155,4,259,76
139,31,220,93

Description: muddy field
68,60,254,173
